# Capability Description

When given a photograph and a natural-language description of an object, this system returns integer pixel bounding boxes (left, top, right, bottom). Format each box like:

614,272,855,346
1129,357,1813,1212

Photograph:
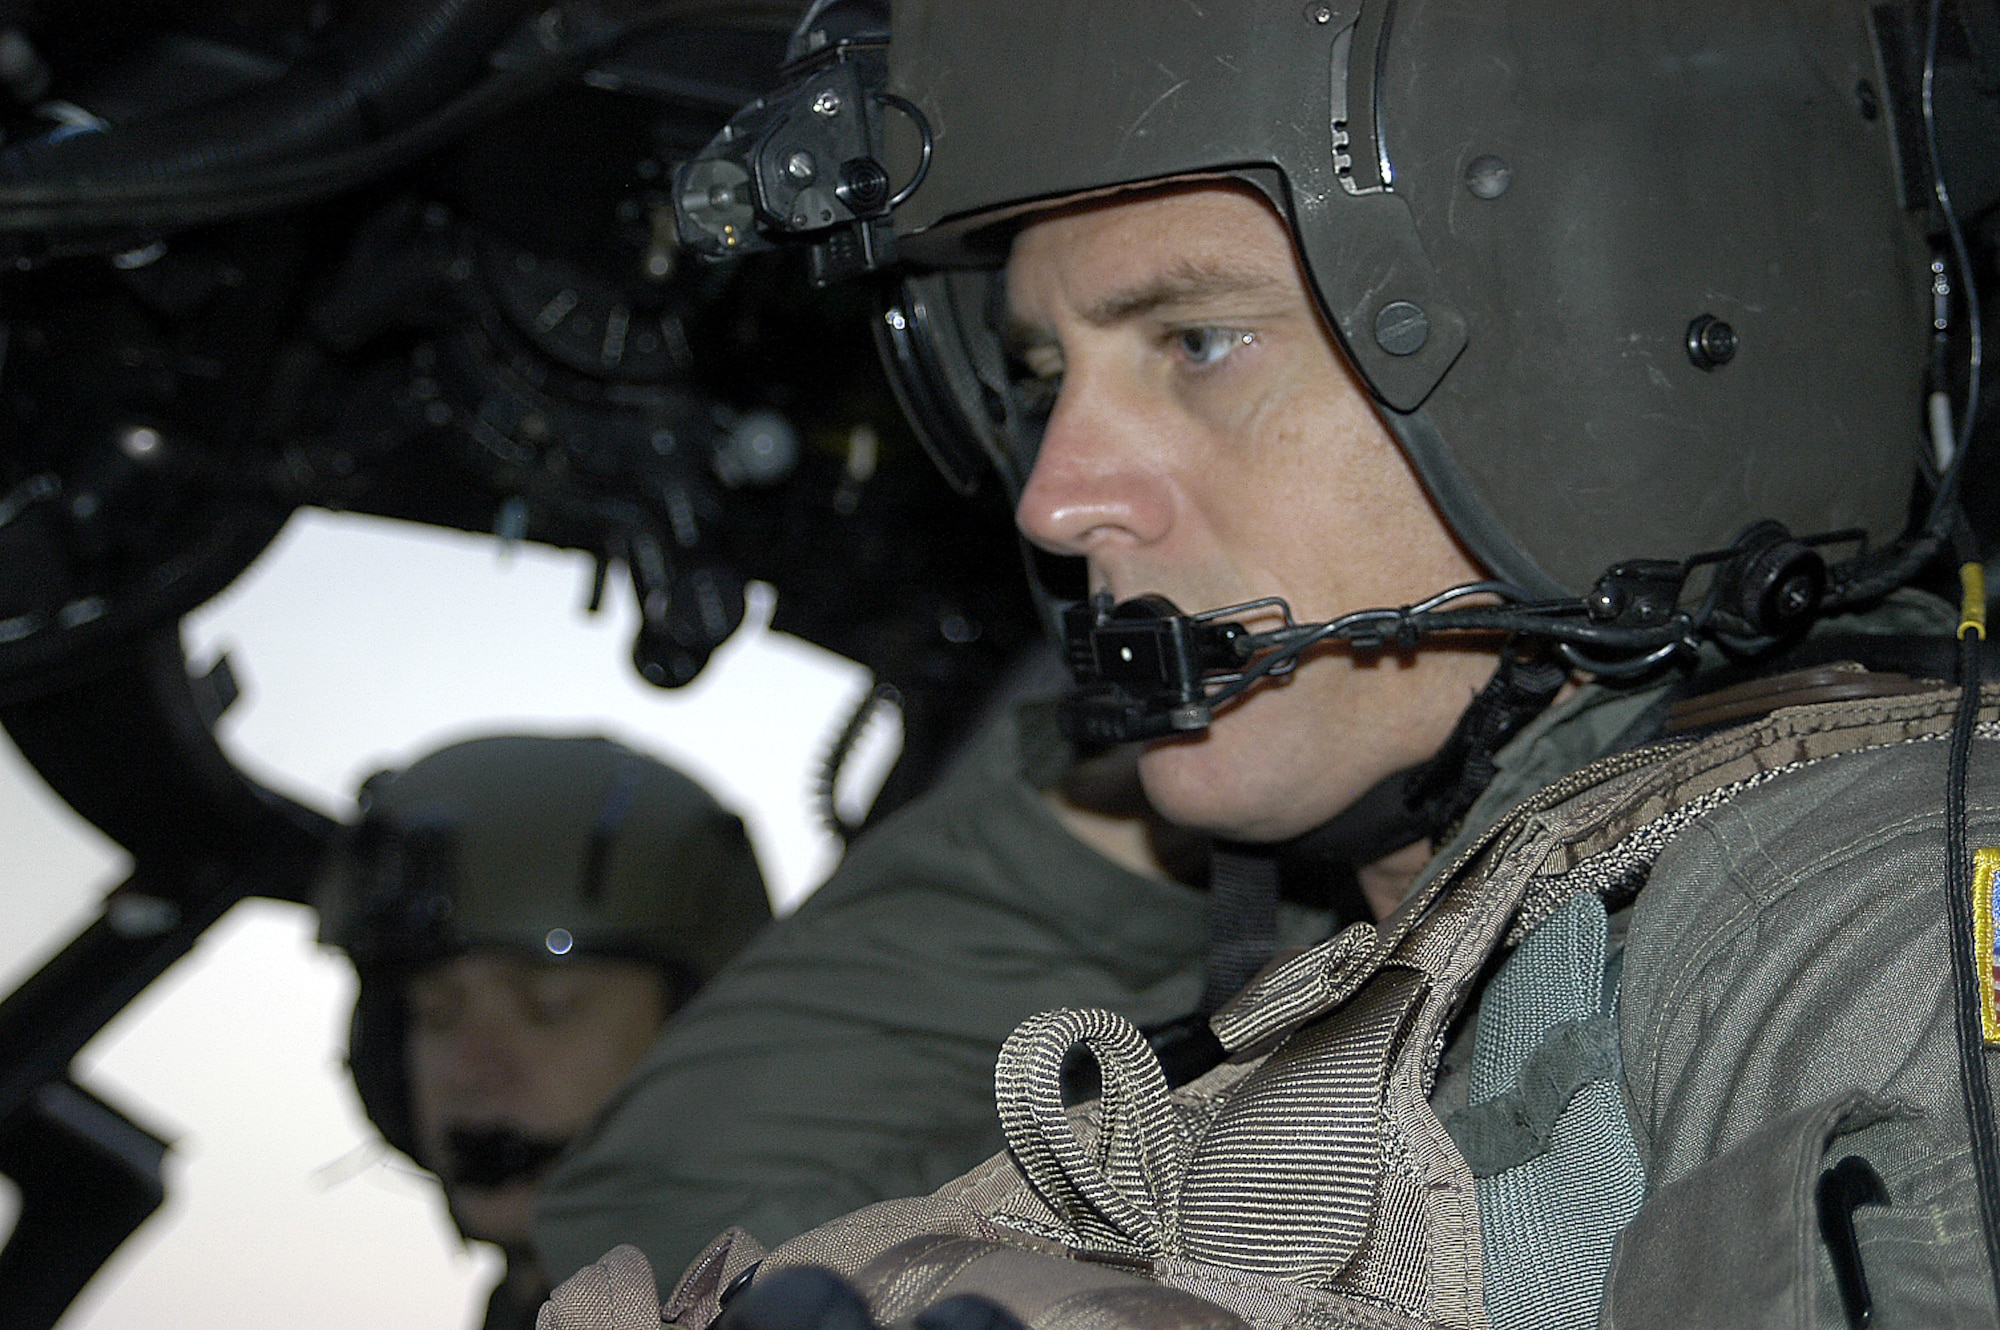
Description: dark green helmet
316,734,771,1161
681,0,1964,604
890,0,1933,598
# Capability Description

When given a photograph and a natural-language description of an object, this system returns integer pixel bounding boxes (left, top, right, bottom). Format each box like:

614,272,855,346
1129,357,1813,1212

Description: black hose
0,0,543,187
1825,533,1943,609
0,54,565,232
0,0,802,234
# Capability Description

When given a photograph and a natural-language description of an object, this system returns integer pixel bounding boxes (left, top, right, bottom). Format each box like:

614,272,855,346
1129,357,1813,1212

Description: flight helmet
679,0,1962,614
316,734,771,1162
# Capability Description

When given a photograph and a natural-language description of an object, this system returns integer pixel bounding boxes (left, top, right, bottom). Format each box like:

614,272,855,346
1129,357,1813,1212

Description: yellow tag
1962,562,1988,641
1977,848,2000,1044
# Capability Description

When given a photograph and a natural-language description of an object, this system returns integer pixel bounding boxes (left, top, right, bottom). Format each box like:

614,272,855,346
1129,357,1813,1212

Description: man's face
1008,183,1496,843
404,951,667,1251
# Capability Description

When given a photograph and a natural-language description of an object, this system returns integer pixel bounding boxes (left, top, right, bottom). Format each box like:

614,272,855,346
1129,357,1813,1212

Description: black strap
1138,842,1280,1089
1199,842,1281,1017
1402,643,1570,843
1285,642,1569,871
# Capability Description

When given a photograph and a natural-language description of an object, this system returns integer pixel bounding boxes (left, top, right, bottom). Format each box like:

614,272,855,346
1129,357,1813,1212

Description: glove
718,1266,1026,1330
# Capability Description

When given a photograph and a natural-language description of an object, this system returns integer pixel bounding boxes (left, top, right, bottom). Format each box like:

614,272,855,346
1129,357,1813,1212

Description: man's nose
440,1018,528,1093
1013,363,1174,558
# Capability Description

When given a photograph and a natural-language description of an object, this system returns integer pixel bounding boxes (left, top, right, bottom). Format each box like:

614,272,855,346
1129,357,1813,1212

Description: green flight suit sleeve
533,704,1251,1290
1610,733,2000,1326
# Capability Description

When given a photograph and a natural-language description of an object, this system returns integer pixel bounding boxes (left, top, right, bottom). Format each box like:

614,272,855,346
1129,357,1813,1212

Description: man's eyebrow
1080,260,1285,325
1002,260,1287,354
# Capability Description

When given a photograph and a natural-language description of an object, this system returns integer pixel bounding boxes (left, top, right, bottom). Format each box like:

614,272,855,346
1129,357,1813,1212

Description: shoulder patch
1976,847,2000,1044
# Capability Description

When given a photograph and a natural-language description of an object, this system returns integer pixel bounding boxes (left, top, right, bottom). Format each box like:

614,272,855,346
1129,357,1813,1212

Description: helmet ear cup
1732,539,1827,638
1712,522,1829,641
878,281,992,496
878,272,1043,501
347,975,421,1164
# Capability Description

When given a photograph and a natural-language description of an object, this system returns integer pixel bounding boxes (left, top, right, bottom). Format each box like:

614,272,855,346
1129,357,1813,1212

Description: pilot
315,734,770,1330
539,1,2000,1327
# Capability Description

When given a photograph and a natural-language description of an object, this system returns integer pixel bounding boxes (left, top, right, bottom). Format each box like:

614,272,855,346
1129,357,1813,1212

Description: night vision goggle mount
672,32,927,287
1061,520,1858,745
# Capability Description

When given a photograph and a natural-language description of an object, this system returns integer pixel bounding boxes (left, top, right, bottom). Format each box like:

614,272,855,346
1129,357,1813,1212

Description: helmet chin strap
1288,642,1572,874
442,1124,570,1190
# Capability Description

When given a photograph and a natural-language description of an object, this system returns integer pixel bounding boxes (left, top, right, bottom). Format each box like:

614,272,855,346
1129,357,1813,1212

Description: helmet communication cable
1924,0,2000,1307
1057,519,1881,745
1946,559,2000,1317
816,680,901,843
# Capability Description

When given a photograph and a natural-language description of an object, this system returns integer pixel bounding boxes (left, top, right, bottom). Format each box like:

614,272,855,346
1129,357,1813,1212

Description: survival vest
543,679,1999,1330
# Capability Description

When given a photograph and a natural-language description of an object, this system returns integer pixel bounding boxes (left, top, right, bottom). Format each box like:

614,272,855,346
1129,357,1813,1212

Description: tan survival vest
542,681,1995,1330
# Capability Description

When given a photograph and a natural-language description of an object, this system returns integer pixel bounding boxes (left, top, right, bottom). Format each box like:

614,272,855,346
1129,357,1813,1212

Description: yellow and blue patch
1976,847,2000,1044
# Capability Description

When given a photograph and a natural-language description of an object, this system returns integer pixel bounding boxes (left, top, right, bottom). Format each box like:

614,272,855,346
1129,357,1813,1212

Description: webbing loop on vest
995,969,1429,1289
1178,967,1429,1286
995,1008,1188,1256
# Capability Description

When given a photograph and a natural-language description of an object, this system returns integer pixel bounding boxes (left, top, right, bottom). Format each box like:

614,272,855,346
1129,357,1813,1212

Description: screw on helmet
315,734,771,1161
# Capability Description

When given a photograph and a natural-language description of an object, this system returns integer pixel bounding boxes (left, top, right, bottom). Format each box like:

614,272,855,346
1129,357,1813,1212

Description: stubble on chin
1129,658,1428,843
1135,730,1312,844
447,1181,536,1251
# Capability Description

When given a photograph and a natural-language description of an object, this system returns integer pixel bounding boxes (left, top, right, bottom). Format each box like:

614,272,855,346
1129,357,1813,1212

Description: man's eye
1013,371,1061,419
1173,327,1252,367
408,996,462,1034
